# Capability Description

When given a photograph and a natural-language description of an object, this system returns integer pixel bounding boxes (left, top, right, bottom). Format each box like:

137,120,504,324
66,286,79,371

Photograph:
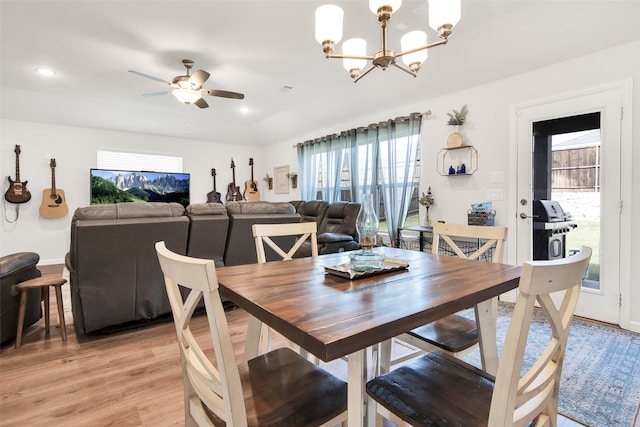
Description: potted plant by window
446,104,468,148
288,172,298,189
419,186,435,226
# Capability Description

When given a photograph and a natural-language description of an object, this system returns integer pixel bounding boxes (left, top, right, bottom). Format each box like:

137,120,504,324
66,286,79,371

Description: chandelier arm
353,65,377,83
326,53,375,61
381,19,389,55
392,62,418,77
395,38,449,59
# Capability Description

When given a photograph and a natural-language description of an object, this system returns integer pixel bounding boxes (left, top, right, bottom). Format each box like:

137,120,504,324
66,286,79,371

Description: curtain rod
292,110,432,148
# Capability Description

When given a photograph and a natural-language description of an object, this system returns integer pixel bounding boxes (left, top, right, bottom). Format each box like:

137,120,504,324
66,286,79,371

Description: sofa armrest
318,232,355,243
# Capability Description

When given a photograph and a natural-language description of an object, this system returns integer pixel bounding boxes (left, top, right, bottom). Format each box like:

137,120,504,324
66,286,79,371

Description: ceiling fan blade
202,89,245,100
194,98,209,109
128,70,171,85
142,91,171,97
189,70,210,88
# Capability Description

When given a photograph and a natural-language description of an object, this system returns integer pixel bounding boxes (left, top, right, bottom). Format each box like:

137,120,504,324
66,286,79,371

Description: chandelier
315,0,461,83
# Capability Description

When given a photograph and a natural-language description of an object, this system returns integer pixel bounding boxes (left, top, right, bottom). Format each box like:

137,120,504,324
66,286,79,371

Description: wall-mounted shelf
437,145,478,176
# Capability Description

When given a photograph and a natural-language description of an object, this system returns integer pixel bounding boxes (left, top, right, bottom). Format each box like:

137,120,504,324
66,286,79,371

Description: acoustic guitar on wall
243,158,260,201
39,159,69,218
225,158,242,202
206,168,223,204
4,144,31,204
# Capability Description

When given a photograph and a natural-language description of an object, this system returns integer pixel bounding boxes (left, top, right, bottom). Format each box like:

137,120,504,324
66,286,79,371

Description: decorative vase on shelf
447,126,465,148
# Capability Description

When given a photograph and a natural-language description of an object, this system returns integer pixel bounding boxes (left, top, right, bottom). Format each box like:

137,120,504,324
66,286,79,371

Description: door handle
519,212,538,219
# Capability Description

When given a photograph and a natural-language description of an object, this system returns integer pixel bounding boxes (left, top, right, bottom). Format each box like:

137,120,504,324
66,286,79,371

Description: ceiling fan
129,59,244,109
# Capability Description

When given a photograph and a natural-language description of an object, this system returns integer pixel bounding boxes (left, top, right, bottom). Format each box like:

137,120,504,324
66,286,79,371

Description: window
97,150,183,173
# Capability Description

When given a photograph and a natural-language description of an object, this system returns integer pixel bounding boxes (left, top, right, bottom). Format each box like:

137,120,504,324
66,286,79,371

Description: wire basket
467,209,496,226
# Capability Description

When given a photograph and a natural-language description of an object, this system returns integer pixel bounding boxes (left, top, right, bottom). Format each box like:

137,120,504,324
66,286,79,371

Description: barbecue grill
532,200,577,260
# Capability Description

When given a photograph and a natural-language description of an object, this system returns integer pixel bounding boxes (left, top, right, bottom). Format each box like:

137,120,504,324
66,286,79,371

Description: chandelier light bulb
428,0,461,34
315,4,344,46
401,31,428,67
342,38,367,72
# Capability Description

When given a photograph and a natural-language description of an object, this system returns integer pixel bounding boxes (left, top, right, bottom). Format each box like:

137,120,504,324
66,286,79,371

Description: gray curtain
377,113,423,244
297,112,424,244
297,132,349,201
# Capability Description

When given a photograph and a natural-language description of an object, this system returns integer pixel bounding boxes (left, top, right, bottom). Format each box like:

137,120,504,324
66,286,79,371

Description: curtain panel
296,112,425,244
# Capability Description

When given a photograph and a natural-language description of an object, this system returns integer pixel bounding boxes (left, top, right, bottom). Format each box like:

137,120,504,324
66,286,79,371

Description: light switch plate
490,171,504,184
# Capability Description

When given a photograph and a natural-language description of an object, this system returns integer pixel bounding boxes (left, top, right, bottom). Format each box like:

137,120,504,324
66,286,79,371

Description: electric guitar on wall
39,159,69,218
206,168,223,204
4,145,31,204
243,158,260,201
225,159,242,202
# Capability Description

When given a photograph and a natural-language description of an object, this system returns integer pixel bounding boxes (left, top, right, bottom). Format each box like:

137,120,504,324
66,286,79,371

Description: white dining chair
380,222,508,373
251,221,319,358
155,241,347,427
367,246,592,427
252,221,318,262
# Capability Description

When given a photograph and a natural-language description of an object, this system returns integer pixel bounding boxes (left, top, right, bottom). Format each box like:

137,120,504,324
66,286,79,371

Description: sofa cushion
74,202,185,220
226,201,295,215
186,203,227,216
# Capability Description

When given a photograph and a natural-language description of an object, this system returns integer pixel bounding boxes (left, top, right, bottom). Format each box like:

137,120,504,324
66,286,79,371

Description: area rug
461,303,640,427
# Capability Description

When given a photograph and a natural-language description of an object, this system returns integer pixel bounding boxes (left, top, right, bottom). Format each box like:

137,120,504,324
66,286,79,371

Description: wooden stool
15,274,68,349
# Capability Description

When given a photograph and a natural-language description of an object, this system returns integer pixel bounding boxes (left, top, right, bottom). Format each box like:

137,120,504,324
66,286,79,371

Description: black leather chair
1,252,42,345
292,200,361,256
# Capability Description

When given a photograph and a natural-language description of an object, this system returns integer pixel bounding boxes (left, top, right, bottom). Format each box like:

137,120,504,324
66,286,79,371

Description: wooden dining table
215,247,521,427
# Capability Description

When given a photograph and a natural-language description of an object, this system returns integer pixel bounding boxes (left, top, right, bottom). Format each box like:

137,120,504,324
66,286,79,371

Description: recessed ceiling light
240,107,249,114
35,68,55,77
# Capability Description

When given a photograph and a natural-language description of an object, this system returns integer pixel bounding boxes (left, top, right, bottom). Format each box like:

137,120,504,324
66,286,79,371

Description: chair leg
379,339,392,375
43,287,51,335
15,289,28,349
54,284,67,341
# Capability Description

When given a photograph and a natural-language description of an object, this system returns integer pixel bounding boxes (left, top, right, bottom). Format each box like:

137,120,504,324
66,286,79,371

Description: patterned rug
461,303,640,427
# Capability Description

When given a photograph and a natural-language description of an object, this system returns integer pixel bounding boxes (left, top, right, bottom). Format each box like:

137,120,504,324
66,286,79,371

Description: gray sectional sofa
66,200,361,335
65,201,314,335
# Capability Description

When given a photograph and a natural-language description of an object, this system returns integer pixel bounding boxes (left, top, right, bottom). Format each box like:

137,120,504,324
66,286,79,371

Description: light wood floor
0,264,586,427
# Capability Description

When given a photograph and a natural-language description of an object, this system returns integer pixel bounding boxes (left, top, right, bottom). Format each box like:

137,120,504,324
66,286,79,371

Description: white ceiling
2,1,639,146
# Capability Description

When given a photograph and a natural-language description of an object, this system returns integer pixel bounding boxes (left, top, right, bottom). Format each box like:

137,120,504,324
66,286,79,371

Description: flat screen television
90,169,190,207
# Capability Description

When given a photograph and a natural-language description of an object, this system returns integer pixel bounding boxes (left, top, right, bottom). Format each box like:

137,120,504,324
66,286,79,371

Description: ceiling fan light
315,4,344,45
401,30,428,66
369,0,402,14
342,38,367,72
428,0,461,33
172,88,202,104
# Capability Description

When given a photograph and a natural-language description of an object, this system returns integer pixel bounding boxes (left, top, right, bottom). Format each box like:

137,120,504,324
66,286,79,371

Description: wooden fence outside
552,146,600,191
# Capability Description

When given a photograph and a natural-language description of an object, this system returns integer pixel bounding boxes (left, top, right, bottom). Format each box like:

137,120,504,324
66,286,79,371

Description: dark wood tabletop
215,247,521,362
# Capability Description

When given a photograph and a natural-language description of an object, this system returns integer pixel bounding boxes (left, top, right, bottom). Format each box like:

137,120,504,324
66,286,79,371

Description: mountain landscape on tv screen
91,170,190,207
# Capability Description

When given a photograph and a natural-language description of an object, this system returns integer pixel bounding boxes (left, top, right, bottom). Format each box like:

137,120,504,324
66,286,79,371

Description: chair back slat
155,241,248,427
431,223,507,263
489,246,592,426
252,222,318,262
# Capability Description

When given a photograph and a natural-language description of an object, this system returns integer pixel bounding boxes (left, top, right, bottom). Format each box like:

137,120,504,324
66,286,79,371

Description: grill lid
533,200,571,222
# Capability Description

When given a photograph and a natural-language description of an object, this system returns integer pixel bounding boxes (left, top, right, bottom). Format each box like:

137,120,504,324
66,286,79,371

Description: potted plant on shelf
446,104,469,148
263,174,273,190
288,172,298,189
419,186,435,227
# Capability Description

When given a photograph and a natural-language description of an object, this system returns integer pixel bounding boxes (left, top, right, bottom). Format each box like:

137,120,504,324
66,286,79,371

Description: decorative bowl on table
349,250,386,272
